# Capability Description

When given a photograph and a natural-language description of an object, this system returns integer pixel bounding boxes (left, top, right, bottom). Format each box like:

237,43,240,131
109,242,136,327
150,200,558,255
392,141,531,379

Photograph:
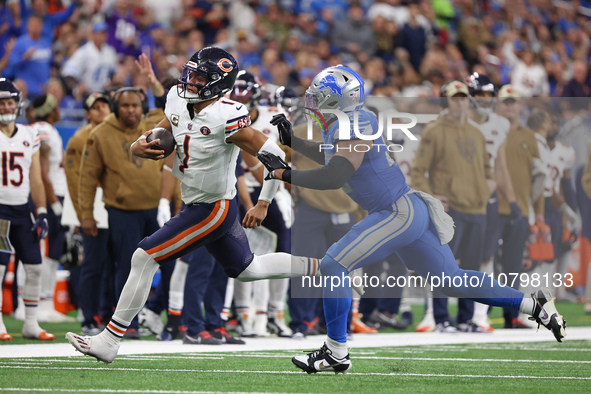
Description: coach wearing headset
78,83,166,338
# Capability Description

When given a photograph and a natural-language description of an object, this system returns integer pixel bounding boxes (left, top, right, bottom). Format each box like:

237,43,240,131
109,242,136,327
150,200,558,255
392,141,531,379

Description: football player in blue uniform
258,66,567,374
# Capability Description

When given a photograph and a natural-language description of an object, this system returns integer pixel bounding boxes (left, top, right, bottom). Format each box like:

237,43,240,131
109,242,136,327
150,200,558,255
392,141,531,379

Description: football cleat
182,331,222,345
292,343,352,374
435,322,457,333
65,332,119,363
211,327,245,344
22,324,56,341
138,307,164,335
351,313,378,334
253,313,270,337
267,315,293,337
0,332,13,341
416,312,436,332
529,289,566,342
457,321,492,333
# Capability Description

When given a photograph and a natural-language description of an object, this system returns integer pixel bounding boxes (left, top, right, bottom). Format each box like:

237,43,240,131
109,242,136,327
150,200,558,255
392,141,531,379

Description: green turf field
1,340,590,393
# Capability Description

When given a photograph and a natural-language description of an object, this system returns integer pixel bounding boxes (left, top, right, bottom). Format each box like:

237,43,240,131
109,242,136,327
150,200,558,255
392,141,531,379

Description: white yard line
0,366,590,380
1,327,590,359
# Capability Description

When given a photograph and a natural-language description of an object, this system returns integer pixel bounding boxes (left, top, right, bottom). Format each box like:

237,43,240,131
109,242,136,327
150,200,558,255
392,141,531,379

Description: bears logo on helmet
177,47,239,104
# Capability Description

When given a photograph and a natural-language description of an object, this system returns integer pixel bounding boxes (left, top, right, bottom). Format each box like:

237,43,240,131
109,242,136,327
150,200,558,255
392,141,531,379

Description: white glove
157,198,171,227
560,203,581,232
50,200,63,217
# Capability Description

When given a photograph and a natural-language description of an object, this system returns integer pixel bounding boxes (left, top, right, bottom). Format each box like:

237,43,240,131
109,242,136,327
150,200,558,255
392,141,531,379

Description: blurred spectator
144,0,182,29
0,0,22,60
31,0,82,45
62,21,118,98
331,4,375,58
400,3,428,72
5,15,51,97
192,0,229,46
103,0,140,58
561,59,591,97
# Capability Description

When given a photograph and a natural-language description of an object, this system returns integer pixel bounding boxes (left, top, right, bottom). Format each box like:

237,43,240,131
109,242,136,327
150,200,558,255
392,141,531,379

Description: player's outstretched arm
271,114,324,165
131,116,172,160
259,140,365,190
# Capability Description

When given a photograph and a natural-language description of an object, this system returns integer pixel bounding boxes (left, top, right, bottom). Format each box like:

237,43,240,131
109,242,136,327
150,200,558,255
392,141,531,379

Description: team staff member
495,85,546,328
78,88,165,338
64,92,112,335
412,81,494,333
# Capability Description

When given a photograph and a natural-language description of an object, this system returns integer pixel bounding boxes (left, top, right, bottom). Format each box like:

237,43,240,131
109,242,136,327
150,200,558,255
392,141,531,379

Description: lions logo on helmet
305,66,364,128
177,47,239,103
0,78,22,125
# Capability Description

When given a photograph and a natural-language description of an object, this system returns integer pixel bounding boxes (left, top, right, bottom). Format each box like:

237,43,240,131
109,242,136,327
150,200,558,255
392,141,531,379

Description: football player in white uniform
0,78,55,341
231,71,293,338
466,73,519,332
66,47,321,363
30,94,73,323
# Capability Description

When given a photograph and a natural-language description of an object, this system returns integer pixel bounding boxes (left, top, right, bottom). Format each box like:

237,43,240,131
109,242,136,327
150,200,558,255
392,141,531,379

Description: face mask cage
177,64,220,103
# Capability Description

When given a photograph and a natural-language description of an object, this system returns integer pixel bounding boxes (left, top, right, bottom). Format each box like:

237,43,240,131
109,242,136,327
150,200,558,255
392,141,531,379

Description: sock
221,278,234,321
169,259,188,315
106,248,159,340
236,253,321,281
0,265,6,333
22,264,42,328
326,336,348,359
253,279,269,313
321,256,350,344
41,257,59,304
519,294,535,316
268,278,289,311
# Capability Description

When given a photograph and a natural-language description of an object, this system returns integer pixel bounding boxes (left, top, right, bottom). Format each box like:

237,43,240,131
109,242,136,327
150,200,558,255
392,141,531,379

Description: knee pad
320,255,347,277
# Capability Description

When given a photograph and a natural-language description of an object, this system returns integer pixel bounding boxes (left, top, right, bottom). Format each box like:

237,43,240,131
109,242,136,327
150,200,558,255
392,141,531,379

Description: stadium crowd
1,0,591,342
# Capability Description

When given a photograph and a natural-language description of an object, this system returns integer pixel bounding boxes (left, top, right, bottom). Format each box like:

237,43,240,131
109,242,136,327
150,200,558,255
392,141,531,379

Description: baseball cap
445,81,469,97
498,84,520,101
83,92,110,110
92,21,107,33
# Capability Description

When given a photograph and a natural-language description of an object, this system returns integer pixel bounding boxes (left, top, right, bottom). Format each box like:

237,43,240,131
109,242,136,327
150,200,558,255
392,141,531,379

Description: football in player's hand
146,128,176,157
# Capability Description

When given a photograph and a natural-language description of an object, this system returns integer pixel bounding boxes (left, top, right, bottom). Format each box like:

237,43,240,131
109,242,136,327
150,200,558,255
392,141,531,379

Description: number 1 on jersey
179,135,190,173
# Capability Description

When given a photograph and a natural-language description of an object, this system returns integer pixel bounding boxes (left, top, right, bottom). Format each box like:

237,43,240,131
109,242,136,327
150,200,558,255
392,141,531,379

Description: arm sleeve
410,126,436,195
78,133,104,220
291,135,325,165
257,138,285,204
48,3,77,26
287,155,355,190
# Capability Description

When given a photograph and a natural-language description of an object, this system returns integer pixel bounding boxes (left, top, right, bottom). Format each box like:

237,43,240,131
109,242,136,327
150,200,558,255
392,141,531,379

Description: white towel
410,190,455,245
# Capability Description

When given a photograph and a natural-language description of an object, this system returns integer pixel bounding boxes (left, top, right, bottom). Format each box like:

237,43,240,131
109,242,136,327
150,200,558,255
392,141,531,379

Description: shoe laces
303,343,331,361
214,327,230,338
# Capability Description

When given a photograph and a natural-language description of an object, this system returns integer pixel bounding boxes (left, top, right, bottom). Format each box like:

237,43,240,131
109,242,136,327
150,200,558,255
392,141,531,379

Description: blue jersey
322,109,410,213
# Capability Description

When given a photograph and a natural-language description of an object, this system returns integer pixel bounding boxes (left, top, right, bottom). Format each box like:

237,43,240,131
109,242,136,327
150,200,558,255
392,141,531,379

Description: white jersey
165,90,251,204
544,141,576,197
61,41,118,93
243,105,287,188
36,121,66,197
0,124,41,205
468,113,510,170
392,136,420,186
533,133,553,198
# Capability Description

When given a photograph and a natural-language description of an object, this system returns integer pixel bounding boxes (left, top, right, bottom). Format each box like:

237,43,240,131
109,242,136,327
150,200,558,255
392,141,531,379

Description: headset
111,87,149,118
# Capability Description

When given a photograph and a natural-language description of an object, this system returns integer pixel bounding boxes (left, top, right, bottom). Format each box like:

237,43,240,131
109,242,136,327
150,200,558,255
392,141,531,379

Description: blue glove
509,202,522,222
31,213,48,242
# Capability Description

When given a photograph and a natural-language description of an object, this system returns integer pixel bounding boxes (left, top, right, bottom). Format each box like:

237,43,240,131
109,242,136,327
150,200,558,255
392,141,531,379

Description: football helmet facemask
272,86,300,114
0,78,22,125
177,47,239,103
466,72,497,115
230,70,261,109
